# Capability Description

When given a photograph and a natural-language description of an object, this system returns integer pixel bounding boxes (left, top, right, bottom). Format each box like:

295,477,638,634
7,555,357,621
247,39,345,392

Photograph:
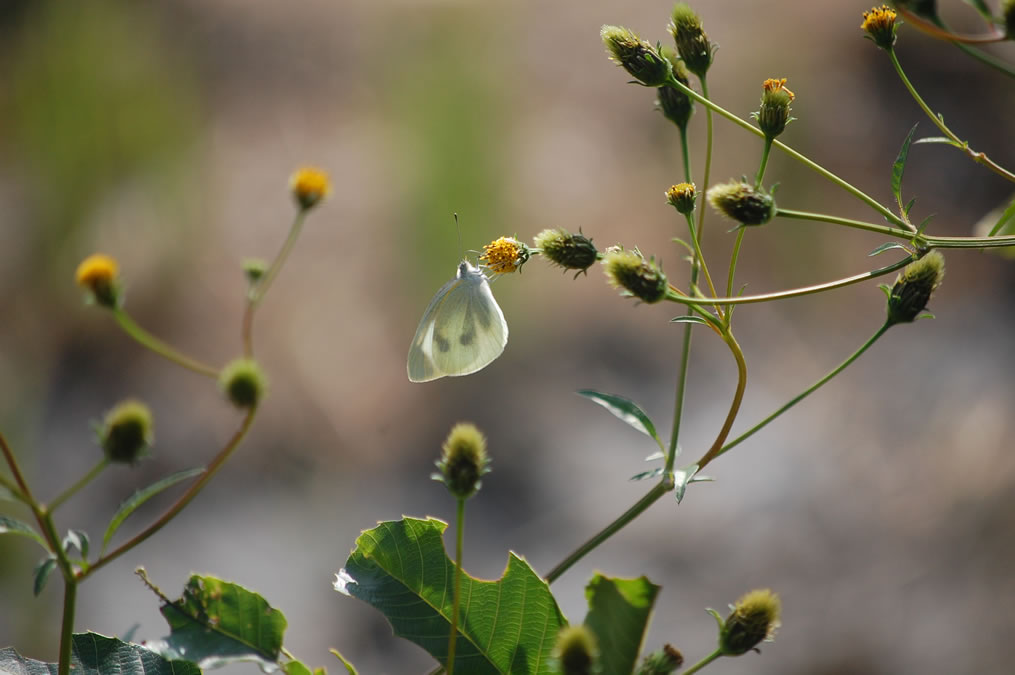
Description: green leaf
63,529,89,559
101,467,204,554
903,197,917,217
913,136,961,148
987,196,1015,237
33,555,58,596
153,574,287,671
891,124,919,210
0,515,48,551
961,0,992,21
336,517,567,674
630,468,664,482
669,316,708,326
868,242,911,257
0,632,201,675
576,390,663,450
330,648,359,675
673,464,700,504
284,661,313,675
583,575,660,675
915,214,935,235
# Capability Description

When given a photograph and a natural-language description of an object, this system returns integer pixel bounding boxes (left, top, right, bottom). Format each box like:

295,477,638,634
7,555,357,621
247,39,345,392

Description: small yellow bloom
666,182,697,215
289,167,331,210
480,236,530,274
861,5,898,50
762,78,794,101
75,253,120,308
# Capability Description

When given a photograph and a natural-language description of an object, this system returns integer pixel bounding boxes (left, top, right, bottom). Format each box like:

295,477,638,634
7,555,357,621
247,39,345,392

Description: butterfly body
407,261,508,382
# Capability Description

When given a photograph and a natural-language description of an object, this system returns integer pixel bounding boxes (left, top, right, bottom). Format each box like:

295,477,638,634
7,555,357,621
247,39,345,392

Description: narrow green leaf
0,515,48,551
152,574,287,671
330,648,359,675
576,390,663,450
987,196,1015,237
961,0,992,21
63,529,89,559
643,451,664,462
670,316,708,326
913,136,961,147
336,517,566,674
630,468,664,482
583,575,660,675
891,124,919,209
0,633,201,675
33,555,57,596
868,242,911,257
284,661,313,675
673,464,700,504
915,214,935,235
101,467,204,554
903,197,917,217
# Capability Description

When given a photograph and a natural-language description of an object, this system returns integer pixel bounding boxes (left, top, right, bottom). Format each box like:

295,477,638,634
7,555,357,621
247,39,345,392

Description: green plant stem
1,430,34,499
716,321,891,460
755,137,773,188
0,472,26,502
112,308,219,377
684,214,721,306
48,458,109,512
243,209,307,356
447,498,465,675
725,227,746,321
683,649,722,675
888,48,1015,184
58,578,77,675
663,76,908,230
694,330,747,471
668,254,912,307
544,480,670,584
695,75,714,254
80,407,257,579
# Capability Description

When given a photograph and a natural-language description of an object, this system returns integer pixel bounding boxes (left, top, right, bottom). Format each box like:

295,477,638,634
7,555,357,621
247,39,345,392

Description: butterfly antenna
453,212,464,259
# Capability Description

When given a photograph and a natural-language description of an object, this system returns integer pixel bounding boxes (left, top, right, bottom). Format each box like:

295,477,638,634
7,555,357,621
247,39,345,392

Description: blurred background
1,0,1014,673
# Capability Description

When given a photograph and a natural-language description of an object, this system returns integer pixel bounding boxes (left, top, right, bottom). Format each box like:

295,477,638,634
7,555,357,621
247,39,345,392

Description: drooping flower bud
601,25,673,87
656,48,694,130
884,250,945,326
533,228,599,275
603,248,669,304
706,180,776,226
219,358,268,409
635,644,684,674
718,589,781,656
668,3,715,78
99,399,154,465
552,625,600,675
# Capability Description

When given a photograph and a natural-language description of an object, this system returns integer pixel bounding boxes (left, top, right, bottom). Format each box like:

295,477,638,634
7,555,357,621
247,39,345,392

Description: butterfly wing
407,263,508,382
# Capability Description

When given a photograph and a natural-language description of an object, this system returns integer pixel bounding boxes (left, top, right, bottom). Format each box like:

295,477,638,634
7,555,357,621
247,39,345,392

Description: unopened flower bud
289,167,331,211
533,228,599,275
552,625,600,675
666,182,697,215
219,358,268,409
243,258,268,284
434,422,490,500
601,25,673,87
603,248,669,304
718,589,781,656
635,644,684,675
656,48,694,130
753,78,795,139
861,5,899,50
885,250,945,326
99,399,154,465
480,236,530,274
668,3,715,78
707,180,776,226
75,254,121,309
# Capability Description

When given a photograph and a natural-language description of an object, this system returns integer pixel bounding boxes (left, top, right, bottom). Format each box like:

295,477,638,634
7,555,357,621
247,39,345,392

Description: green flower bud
753,78,795,140
243,258,268,284
885,250,945,326
99,399,154,465
706,180,776,226
434,423,490,500
718,589,781,656
219,358,268,409
603,248,669,304
656,48,694,130
665,182,697,215
861,5,899,50
601,25,673,87
552,625,600,675
668,3,715,78
533,228,600,275
635,644,684,675
75,254,122,309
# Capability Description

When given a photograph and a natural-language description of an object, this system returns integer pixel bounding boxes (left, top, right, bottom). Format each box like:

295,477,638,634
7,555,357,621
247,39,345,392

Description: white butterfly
407,261,508,382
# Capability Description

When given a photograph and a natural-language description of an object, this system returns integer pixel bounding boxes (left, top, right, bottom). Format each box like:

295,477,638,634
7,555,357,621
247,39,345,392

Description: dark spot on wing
459,328,475,346
435,333,451,353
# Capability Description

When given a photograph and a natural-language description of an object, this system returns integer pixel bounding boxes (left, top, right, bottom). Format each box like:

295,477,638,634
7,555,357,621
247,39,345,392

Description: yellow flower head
75,254,120,308
756,78,796,139
480,236,530,274
666,182,697,215
289,167,331,210
762,78,794,101
861,5,898,50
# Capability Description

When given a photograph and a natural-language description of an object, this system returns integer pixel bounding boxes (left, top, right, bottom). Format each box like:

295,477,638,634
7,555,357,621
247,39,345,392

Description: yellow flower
289,167,331,210
861,5,898,50
762,78,794,101
666,182,697,215
480,236,530,274
75,253,120,308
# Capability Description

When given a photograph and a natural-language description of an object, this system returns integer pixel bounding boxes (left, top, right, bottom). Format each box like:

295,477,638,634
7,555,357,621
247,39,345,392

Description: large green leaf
152,574,286,671
101,467,204,554
576,390,663,451
583,575,660,675
0,632,200,675
0,515,48,551
336,517,567,674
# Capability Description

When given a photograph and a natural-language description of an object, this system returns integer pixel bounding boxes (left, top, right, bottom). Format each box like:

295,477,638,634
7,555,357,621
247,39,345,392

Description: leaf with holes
335,517,566,674
583,574,660,675
0,632,200,675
